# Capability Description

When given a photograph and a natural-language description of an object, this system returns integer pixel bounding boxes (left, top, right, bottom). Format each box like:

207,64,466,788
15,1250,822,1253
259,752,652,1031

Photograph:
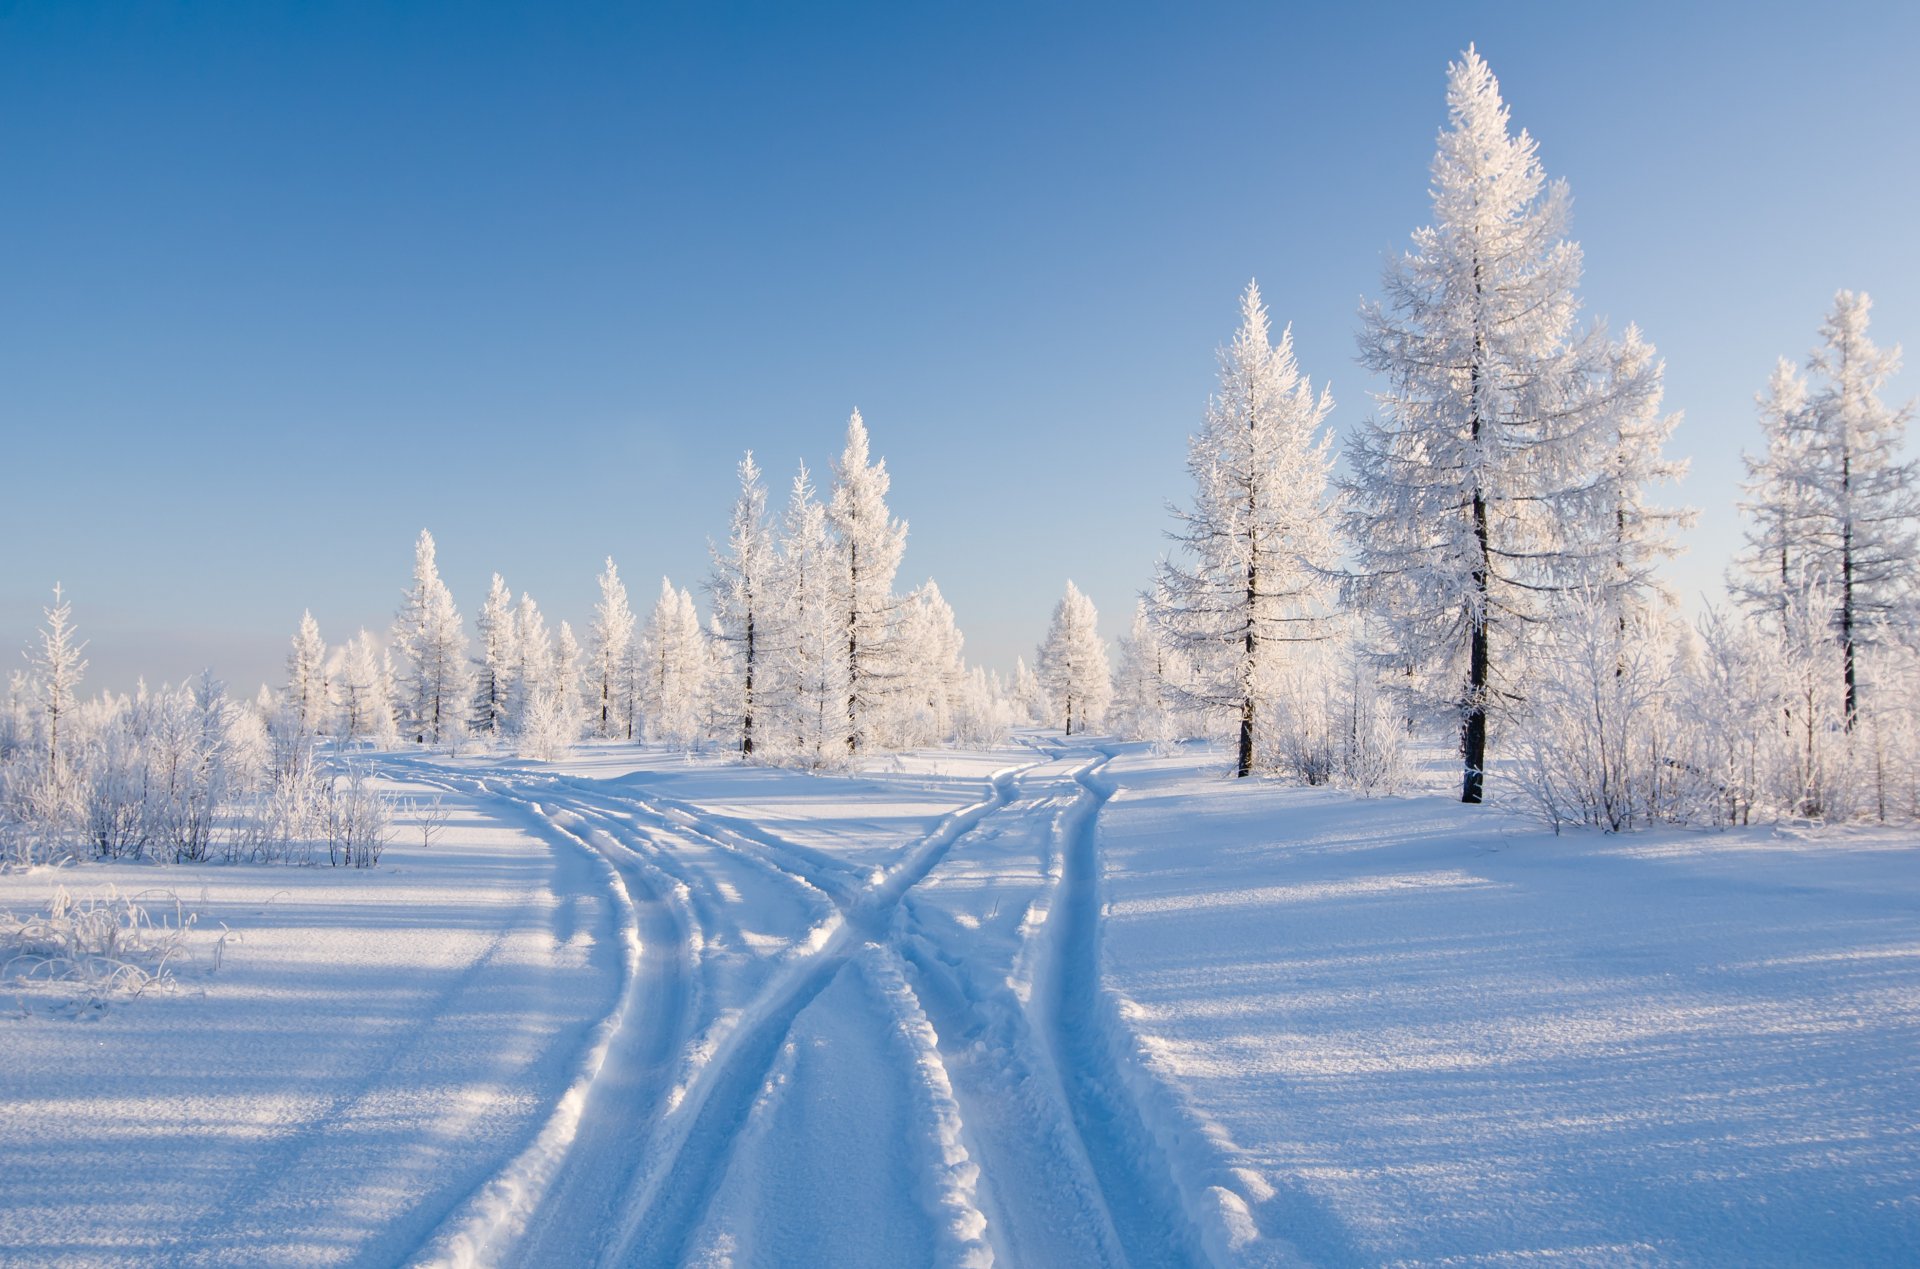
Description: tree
1345,48,1621,804
1037,581,1111,735
509,591,551,735
771,463,849,766
638,578,710,749
894,581,968,747
26,584,88,771
337,629,397,746
552,620,585,744
392,530,471,747
286,610,330,733
1113,598,1190,750
1585,325,1692,623
708,452,776,757
472,573,517,740
828,410,908,753
1736,292,1917,726
589,557,635,740
1157,280,1340,777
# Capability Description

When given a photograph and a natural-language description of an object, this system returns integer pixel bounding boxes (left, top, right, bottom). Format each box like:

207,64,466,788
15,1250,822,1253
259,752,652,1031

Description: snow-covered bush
0,886,210,1007
1510,591,1680,832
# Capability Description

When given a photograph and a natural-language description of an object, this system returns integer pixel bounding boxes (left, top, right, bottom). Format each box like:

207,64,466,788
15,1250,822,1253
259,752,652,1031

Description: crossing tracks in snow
392,744,1212,1268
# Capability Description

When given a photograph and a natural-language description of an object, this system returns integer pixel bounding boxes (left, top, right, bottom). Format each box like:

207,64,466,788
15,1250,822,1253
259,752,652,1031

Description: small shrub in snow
0,885,220,1009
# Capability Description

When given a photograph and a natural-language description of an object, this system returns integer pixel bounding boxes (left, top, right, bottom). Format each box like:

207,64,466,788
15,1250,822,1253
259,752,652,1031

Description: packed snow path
391,740,1211,1269
7,740,1915,1267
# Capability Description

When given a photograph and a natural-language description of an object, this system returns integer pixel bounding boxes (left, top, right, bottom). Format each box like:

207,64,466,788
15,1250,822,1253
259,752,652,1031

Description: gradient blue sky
5,1,1917,693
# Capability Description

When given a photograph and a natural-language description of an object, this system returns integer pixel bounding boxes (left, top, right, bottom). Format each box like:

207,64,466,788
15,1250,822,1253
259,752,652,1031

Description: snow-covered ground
3,737,1916,1266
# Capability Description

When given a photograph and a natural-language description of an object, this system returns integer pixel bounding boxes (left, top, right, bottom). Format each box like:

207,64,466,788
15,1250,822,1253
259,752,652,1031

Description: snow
4,736,1917,1265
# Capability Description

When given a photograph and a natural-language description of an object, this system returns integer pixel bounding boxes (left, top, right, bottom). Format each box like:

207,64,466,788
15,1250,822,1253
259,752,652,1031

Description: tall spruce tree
1345,48,1620,803
1737,292,1917,725
828,410,908,753
589,557,635,739
392,531,471,747
1037,581,1111,735
709,452,776,757
1157,280,1340,777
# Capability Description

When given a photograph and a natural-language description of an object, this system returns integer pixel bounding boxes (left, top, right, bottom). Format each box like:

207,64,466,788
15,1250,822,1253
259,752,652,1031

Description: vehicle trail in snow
1041,749,1212,1268
603,767,1024,1267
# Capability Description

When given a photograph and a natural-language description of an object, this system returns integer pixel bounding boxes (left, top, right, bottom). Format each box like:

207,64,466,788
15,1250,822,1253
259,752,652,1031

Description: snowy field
2,737,1916,1267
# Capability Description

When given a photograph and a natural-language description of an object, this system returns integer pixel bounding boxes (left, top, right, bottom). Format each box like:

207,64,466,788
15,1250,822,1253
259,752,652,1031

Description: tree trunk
1463,495,1490,804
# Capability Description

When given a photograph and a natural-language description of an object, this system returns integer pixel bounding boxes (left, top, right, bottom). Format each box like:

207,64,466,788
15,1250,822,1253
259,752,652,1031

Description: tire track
1041,754,1210,1268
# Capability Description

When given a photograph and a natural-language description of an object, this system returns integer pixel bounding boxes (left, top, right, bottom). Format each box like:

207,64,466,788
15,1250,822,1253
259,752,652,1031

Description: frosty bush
0,886,215,1007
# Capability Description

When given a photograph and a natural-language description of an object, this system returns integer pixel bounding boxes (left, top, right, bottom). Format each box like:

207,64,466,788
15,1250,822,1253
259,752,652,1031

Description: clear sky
4,1,1917,694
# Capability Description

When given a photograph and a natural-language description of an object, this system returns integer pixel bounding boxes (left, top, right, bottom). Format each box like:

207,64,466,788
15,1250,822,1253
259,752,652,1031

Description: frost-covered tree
509,591,551,734
1158,281,1340,777
589,557,635,740
285,610,329,733
1734,360,1819,622
1584,326,1692,621
26,584,88,771
638,578,710,749
336,629,397,746
893,581,968,747
472,573,517,740
1736,292,1917,726
771,464,849,766
1011,656,1045,726
1345,48,1622,804
392,530,471,747
709,452,776,757
1037,581,1111,735
552,619,585,741
828,410,909,753
1113,598,1191,750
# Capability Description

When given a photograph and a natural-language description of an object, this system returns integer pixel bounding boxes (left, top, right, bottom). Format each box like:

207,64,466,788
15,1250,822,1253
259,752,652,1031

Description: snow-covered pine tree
638,578,710,749
828,410,908,754
1037,581,1112,735
337,629,397,746
471,573,516,740
509,591,551,735
589,557,635,740
894,581,967,747
1011,656,1045,725
1733,359,1819,623
708,452,776,757
1113,598,1189,750
1584,325,1692,621
1345,48,1620,804
1737,292,1917,727
27,585,88,772
1157,280,1339,777
392,530,471,747
285,610,329,733
771,463,849,766
552,620,585,745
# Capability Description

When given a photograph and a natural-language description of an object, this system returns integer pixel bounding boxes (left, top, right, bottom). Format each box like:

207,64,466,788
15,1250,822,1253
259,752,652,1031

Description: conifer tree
1345,48,1622,803
638,578,710,749
709,452,776,757
509,591,551,734
1037,581,1111,735
1158,281,1340,777
589,557,635,739
472,573,517,739
772,464,849,765
1737,292,1918,725
1584,326,1692,621
828,410,908,753
286,610,329,733
26,584,87,772
392,530,471,747
337,629,397,746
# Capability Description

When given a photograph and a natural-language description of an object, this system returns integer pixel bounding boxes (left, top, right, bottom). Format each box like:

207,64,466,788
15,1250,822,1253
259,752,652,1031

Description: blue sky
4,1,1917,692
